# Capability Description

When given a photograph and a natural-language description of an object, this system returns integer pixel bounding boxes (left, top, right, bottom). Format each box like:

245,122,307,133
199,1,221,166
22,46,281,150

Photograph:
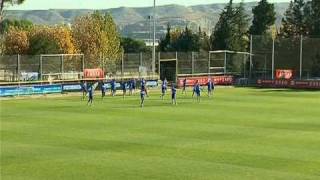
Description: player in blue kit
160,78,167,99
122,81,127,99
129,79,133,95
81,81,88,100
182,78,187,94
207,78,214,97
101,81,107,99
140,82,148,107
111,79,116,97
192,81,197,98
87,86,94,106
171,83,177,105
194,81,201,102
141,78,146,87
132,79,137,94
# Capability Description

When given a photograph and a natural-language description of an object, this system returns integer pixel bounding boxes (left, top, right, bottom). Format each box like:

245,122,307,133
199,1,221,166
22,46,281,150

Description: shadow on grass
239,86,320,93
110,103,172,109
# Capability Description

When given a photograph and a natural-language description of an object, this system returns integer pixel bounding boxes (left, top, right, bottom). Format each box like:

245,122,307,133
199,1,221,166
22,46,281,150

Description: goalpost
158,52,178,82
208,50,253,80
177,50,252,78
40,54,85,81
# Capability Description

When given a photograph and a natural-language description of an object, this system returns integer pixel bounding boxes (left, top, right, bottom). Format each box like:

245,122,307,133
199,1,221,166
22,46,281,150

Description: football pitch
1,88,320,180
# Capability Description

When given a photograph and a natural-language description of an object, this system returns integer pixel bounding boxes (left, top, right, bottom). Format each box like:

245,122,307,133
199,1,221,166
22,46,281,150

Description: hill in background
4,2,289,39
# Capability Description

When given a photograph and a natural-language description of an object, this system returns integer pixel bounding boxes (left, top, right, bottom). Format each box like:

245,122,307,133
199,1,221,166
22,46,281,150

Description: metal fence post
176,52,178,82
224,51,227,75
208,52,211,74
61,55,64,80
192,52,195,75
140,52,143,67
17,54,20,82
40,55,43,81
176,51,179,78
82,54,85,73
272,38,275,80
300,35,303,79
121,52,124,79
249,35,253,80
243,54,246,79
158,52,161,76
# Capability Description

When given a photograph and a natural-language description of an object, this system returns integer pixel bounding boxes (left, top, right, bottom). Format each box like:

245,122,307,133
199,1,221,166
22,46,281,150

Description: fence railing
250,35,320,80
1,35,320,84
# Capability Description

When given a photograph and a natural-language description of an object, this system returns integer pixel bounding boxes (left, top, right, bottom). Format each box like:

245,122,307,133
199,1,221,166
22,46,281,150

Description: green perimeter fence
0,36,320,83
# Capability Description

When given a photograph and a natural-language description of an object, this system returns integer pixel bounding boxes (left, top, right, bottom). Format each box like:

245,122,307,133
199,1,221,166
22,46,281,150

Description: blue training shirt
171,86,177,94
195,84,201,93
88,88,93,97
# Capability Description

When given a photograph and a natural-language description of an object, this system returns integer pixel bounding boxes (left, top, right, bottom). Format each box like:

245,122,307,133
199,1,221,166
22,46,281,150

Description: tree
101,13,122,63
311,53,320,77
231,1,250,51
173,26,200,52
198,26,211,51
0,18,33,34
4,26,29,54
158,25,200,52
121,37,150,53
72,11,121,69
210,0,249,51
0,0,26,23
28,26,76,55
249,0,276,35
52,26,77,54
210,0,234,50
280,0,308,37
0,33,4,54
159,24,172,52
28,31,59,55
304,0,320,36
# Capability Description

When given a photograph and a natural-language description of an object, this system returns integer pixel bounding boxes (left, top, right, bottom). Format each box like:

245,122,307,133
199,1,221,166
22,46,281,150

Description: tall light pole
152,0,156,74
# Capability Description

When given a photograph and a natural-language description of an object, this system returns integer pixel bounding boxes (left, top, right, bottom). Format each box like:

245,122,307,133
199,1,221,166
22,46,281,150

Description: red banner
84,69,104,78
257,79,320,89
178,76,234,87
276,69,293,80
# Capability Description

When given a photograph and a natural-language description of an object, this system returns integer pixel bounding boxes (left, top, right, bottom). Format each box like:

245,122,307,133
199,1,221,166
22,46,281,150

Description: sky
8,0,291,10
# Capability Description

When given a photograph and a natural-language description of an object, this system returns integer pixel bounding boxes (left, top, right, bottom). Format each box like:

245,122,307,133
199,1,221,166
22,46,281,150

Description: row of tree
0,12,122,68
159,0,320,52
281,0,320,37
0,0,319,75
159,25,210,52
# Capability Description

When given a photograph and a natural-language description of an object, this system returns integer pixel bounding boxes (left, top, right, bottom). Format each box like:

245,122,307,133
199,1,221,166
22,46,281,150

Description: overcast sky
8,0,291,10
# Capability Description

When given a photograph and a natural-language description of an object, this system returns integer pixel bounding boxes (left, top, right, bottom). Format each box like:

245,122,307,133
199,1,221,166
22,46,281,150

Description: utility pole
152,0,156,74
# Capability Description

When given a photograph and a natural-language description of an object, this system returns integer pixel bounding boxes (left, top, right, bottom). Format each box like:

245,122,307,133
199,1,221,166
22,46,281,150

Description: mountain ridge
4,2,289,39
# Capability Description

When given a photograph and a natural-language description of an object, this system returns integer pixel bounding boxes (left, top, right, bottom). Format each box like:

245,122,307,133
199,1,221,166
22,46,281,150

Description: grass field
1,88,320,180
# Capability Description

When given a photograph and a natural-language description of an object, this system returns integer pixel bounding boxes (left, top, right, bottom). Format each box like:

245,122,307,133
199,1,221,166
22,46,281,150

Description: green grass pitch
1,88,320,180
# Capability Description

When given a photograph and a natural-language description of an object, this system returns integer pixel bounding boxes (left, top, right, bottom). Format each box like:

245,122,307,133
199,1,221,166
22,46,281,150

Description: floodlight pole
224,51,227,75
249,35,253,80
80,54,84,80
272,38,275,80
121,52,124,79
61,55,64,80
17,54,20,82
192,52,195,75
152,0,156,75
40,55,43,81
299,35,303,80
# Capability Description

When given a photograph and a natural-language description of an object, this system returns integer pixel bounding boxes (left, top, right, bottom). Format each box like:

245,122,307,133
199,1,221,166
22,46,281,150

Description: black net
0,55,18,81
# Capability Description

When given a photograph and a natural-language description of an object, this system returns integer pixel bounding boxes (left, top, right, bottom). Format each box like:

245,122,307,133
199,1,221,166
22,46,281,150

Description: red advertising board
178,76,234,87
257,79,320,89
84,69,104,78
276,69,293,80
